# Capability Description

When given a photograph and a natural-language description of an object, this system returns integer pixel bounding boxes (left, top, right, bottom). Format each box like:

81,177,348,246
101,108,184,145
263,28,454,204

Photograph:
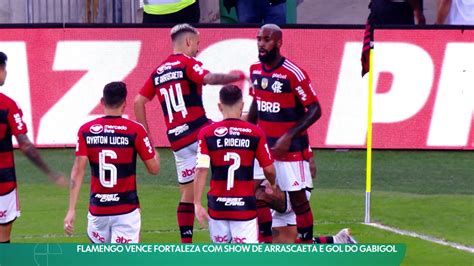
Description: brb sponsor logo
92,231,105,243
181,167,196,178
256,99,280,113
115,236,132,244
0,210,7,218
213,235,229,243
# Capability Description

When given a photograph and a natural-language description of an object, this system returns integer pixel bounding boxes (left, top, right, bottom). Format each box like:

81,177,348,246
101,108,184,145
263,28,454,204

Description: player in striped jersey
0,52,67,244
248,24,322,244
64,82,159,243
194,85,276,243
135,23,245,243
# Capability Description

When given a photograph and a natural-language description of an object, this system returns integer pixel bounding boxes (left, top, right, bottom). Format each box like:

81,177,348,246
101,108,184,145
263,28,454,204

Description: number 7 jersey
76,116,156,216
140,54,211,151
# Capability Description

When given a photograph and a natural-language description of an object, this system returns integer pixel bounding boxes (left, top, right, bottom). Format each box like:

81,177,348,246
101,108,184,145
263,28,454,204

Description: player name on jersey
153,70,184,86
86,136,130,146
216,138,250,148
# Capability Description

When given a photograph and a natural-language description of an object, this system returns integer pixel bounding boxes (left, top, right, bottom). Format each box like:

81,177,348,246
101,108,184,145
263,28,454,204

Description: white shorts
0,188,20,225
272,190,311,228
209,218,258,244
275,160,313,192
253,159,265,180
87,208,141,244
173,142,198,184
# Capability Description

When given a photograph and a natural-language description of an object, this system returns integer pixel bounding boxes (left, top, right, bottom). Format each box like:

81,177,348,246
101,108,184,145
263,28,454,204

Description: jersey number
224,152,241,190
160,83,188,123
99,150,117,188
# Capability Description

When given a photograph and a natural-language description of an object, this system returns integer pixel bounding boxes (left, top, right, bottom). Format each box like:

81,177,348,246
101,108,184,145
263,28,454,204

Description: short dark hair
103,81,127,108
170,23,198,41
0,52,7,66
219,85,242,106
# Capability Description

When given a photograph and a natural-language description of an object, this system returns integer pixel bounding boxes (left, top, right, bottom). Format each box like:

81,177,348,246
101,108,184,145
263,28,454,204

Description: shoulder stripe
283,61,305,82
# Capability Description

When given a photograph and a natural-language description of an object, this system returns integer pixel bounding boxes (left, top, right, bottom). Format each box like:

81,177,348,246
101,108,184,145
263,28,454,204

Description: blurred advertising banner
0,28,472,149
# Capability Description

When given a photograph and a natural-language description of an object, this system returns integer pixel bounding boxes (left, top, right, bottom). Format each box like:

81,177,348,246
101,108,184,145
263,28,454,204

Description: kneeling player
64,82,159,243
194,85,276,244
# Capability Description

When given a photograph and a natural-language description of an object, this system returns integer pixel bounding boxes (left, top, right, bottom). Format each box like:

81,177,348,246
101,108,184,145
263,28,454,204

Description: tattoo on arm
17,134,52,175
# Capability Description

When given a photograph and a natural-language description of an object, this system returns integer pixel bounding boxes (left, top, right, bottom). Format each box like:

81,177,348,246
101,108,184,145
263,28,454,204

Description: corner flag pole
365,45,374,224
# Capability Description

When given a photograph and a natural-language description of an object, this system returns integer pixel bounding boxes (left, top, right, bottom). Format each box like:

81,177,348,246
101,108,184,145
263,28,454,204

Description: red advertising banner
0,28,472,149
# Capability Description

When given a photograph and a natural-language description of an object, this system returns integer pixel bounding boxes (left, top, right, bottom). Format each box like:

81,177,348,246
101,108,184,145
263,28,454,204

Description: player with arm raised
64,81,159,243
134,23,244,243
0,52,67,244
194,84,276,243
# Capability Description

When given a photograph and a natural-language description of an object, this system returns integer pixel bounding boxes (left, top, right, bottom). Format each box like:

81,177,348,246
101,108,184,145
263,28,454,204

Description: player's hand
49,171,68,187
64,210,75,236
194,203,209,228
272,133,292,158
264,182,276,195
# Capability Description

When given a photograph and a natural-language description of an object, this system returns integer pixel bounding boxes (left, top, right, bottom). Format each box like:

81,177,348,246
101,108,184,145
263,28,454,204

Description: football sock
291,199,313,243
177,202,194,243
256,200,273,243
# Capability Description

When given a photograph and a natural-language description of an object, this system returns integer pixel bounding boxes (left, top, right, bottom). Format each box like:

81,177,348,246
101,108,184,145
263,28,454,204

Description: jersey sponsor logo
104,125,127,133
193,64,204,75
92,231,106,243
156,60,181,74
181,167,195,178
261,78,268,89
143,136,153,153
256,99,280,113
0,210,7,218
253,79,258,86
216,197,245,206
292,181,300,186
90,124,104,134
115,236,132,244
295,86,307,102
214,126,228,137
272,80,283,93
168,123,189,136
95,193,120,202
13,113,24,131
252,70,262,75
213,235,229,243
232,236,247,244
272,73,287,79
229,126,252,136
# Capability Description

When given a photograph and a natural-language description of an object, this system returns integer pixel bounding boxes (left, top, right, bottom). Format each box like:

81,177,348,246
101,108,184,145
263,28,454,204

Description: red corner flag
361,17,374,77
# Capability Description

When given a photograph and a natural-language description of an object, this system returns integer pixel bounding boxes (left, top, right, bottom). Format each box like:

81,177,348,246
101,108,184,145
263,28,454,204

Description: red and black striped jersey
0,93,27,195
140,53,211,151
76,116,155,216
197,119,273,221
249,57,319,161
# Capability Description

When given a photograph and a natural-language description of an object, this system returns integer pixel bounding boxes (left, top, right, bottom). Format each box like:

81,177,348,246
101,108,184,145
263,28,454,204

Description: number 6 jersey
75,116,156,216
196,119,273,221
140,54,211,151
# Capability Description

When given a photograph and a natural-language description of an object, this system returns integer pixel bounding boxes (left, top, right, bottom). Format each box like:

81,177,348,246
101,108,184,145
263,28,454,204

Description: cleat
333,228,357,244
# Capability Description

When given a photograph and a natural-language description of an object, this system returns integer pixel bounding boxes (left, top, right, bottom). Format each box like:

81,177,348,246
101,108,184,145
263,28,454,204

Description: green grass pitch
9,148,474,266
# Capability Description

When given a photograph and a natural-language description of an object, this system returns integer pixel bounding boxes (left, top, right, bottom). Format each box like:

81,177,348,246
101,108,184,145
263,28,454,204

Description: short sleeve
7,101,28,136
139,74,157,100
75,127,87,156
135,125,156,161
255,129,273,168
185,58,210,84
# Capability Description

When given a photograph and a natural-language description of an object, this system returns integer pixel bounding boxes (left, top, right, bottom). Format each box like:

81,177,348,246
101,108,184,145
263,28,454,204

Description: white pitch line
365,222,474,253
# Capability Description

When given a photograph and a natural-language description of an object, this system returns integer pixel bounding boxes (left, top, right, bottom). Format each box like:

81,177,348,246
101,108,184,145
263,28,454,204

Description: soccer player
247,24,355,244
0,52,67,244
64,81,159,244
194,84,276,244
134,23,245,243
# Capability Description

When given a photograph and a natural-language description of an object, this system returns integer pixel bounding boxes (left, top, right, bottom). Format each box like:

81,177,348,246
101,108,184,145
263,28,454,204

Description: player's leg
253,160,273,243
271,192,297,243
87,212,111,243
174,142,198,243
111,209,141,244
208,218,231,243
230,218,258,244
0,188,21,243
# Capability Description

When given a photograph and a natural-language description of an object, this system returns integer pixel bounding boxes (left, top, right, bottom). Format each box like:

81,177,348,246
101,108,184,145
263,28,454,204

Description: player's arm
16,134,67,187
263,165,276,187
194,137,211,226
64,156,87,235
134,95,151,133
436,0,452,24
407,0,426,24
202,72,244,85
246,99,258,124
144,155,160,175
